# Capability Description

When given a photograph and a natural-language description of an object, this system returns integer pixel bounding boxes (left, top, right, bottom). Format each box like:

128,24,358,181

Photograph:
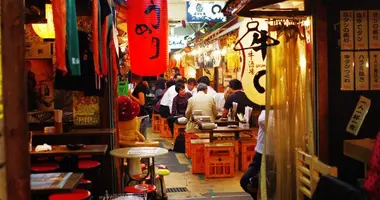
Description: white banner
354,10,369,50
346,96,371,136
340,11,354,50
369,10,380,49
355,51,369,90
341,51,355,91
370,51,380,90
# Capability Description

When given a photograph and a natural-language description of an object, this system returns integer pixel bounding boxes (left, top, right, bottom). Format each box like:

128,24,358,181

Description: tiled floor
146,127,251,200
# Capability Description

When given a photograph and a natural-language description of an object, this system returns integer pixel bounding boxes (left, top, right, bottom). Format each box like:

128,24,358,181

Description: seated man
185,83,218,131
185,78,197,96
196,76,217,97
160,78,184,118
167,83,192,135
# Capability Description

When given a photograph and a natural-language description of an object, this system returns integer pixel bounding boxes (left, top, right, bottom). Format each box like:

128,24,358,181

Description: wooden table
344,138,374,164
31,172,83,194
110,147,168,190
214,119,239,126
186,126,253,142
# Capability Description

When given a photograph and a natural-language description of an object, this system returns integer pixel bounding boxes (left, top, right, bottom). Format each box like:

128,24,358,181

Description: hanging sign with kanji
370,51,380,90
354,10,369,50
369,10,380,49
346,96,371,136
341,51,355,91
340,11,354,50
355,51,369,90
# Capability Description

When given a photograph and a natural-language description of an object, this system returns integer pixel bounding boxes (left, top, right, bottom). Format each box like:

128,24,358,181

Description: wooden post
1,0,30,199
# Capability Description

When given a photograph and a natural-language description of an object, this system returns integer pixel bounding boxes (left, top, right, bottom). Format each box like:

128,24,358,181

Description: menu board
370,51,380,90
341,52,355,90
73,92,100,126
340,11,354,50
369,10,380,49
355,51,369,90
354,11,369,50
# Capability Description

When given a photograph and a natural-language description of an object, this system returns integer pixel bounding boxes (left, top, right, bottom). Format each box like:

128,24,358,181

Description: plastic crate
173,123,186,139
239,139,257,171
152,113,160,133
191,139,210,174
214,139,239,171
204,143,235,178
159,118,172,138
185,133,199,158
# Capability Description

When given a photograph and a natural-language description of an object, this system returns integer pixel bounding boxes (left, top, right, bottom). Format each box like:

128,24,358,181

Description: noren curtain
260,24,314,200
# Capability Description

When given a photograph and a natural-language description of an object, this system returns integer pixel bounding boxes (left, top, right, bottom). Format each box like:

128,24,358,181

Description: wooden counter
32,128,115,136
343,138,374,164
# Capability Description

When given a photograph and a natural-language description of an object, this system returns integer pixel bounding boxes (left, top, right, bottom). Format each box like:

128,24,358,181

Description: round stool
78,160,101,169
49,189,91,200
54,156,65,162
124,184,156,194
31,163,59,172
78,154,92,159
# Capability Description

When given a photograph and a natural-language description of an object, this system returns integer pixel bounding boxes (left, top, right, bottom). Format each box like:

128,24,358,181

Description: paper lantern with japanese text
126,0,168,76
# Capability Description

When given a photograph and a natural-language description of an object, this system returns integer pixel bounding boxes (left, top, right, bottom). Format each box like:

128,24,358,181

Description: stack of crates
239,139,257,171
152,113,161,133
214,139,239,171
173,123,186,139
159,118,172,138
191,139,210,174
204,143,235,178
185,133,199,158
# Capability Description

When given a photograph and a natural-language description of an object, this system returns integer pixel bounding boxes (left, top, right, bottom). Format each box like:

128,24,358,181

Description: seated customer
185,83,217,131
168,84,192,134
154,79,175,114
197,76,217,97
185,78,197,96
160,78,184,118
222,79,257,118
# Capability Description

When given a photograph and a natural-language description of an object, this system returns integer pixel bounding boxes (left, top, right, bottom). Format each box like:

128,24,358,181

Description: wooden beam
315,0,329,163
1,0,30,200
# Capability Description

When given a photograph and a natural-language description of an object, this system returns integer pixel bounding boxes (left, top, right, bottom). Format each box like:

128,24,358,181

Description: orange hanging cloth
52,0,67,74
101,16,109,76
93,0,101,76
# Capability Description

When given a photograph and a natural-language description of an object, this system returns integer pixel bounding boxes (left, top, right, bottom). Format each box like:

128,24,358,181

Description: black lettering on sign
211,4,222,14
150,37,160,59
253,70,266,93
135,24,152,35
145,2,160,29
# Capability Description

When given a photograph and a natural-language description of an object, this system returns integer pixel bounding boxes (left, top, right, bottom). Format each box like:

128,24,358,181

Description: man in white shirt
196,76,217,97
160,81,181,115
240,109,267,199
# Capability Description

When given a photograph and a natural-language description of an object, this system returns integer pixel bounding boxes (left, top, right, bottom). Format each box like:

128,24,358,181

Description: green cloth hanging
66,0,81,75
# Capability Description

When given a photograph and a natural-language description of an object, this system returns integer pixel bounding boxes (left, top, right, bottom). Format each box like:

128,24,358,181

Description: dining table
110,147,168,191
344,138,374,164
186,126,254,142
31,172,83,195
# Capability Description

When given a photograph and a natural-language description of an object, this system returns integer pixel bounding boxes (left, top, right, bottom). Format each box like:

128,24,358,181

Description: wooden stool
204,143,235,178
49,189,91,200
152,113,161,133
159,118,172,138
239,139,257,171
191,139,210,174
173,123,186,139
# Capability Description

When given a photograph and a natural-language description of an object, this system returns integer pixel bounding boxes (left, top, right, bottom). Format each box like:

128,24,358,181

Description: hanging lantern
126,0,168,76
32,4,55,39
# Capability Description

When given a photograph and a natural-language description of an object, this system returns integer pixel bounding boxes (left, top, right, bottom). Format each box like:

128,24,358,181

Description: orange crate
185,133,199,158
173,123,186,139
191,139,210,174
204,143,234,178
152,113,160,133
239,139,257,171
159,118,172,138
214,139,239,171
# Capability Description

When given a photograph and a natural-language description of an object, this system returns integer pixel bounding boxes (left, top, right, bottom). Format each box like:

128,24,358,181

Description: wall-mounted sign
346,95,371,136
370,51,380,90
341,51,355,91
355,51,369,90
369,10,380,49
169,35,187,49
186,1,226,22
25,41,54,59
73,92,100,126
354,11,369,50
340,11,354,50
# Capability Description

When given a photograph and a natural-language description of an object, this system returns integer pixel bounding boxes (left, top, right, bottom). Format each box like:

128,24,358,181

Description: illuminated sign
186,1,226,22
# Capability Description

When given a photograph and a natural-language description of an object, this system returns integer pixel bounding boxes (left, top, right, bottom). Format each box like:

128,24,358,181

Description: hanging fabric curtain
52,0,67,74
260,23,313,200
93,0,101,76
66,0,81,75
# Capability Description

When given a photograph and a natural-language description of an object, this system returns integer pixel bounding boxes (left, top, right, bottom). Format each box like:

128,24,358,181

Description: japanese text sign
341,51,355,91
370,51,380,90
340,11,354,50
369,10,380,49
126,0,168,76
346,96,371,136
355,10,369,50
186,1,226,22
355,51,369,90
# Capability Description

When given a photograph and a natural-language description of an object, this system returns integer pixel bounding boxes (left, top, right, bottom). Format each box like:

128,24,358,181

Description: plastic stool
156,169,170,199
239,139,257,171
31,163,59,172
159,118,172,138
204,143,235,178
185,133,199,159
49,189,91,200
78,160,101,169
191,139,210,174
124,184,156,194
78,179,92,190
173,123,186,139
152,113,161,133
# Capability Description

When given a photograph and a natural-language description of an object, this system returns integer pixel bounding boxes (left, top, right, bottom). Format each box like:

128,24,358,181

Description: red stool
78,160,101,169
49,189,91,200
54,156,65,162
124,184,156,194
78,179,92,190
31,163,59,172
78,154,92,159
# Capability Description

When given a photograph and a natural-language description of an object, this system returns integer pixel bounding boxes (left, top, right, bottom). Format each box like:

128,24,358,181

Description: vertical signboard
346,96,371,136
355,10,369,50
340,11,354,50
355,51,369,90
370,51,380,90
341,51,355,90
369,10,380,49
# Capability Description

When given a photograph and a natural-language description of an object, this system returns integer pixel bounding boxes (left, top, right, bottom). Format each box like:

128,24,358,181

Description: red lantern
126,0,168,76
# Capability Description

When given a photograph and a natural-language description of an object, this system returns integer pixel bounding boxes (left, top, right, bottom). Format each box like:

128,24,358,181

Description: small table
31,145,108,170
110,147,168,191
31,172,83,194
344,138,374,164
186,126,252,142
